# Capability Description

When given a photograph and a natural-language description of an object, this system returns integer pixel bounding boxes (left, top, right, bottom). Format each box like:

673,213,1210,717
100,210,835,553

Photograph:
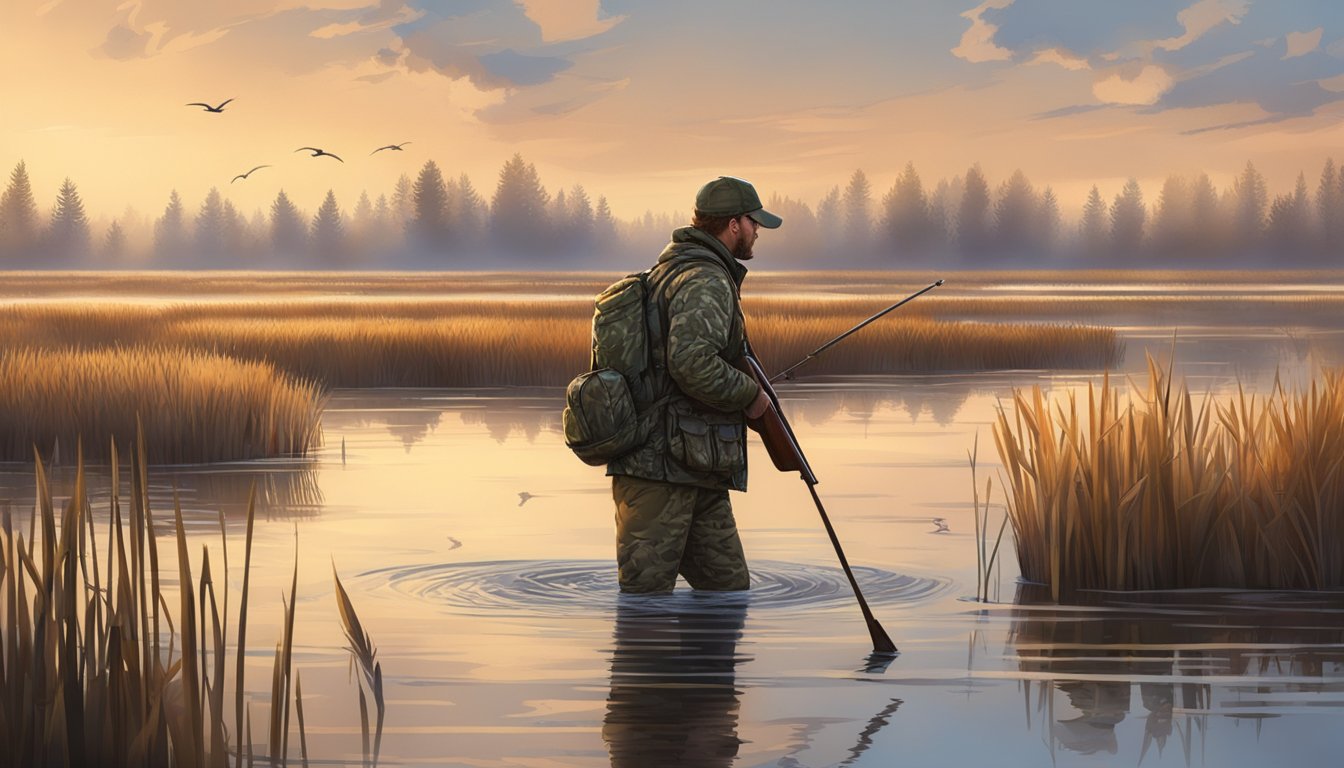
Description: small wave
361,559,947,617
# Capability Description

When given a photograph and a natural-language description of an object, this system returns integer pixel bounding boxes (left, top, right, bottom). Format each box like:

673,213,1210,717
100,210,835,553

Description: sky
3,0,1343,223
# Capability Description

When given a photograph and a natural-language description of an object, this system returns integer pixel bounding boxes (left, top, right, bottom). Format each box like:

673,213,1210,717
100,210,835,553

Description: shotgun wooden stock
734,350,898,655
735,355,816,483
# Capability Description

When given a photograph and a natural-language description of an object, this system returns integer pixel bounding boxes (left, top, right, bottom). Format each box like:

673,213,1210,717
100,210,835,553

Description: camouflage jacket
607,226,758,491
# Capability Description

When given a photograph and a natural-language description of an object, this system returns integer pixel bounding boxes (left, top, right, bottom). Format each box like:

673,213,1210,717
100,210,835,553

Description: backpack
562,258,719,465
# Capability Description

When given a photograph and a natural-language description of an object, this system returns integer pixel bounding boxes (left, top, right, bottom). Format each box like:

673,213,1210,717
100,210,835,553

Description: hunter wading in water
607,176,781,593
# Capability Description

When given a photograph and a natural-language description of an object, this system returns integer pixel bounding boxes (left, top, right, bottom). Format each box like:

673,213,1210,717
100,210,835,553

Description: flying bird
231,165,271,183
931,517,950,534
295,147,344,162
186,98,234,113
518,492,535,507
371,142,412,155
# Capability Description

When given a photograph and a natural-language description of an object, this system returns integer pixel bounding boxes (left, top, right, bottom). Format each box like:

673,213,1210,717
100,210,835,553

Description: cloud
952,0,1344,126
517,0,623,43
98,24,153,60
1093,65,1173,105
392,0,618,90
1149,0,1250,53
1029,47,1089,70
1284,27,1324,58
953,0,1015,63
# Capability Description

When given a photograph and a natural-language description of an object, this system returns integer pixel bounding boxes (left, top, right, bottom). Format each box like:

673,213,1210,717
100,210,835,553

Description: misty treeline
2,155,1343,270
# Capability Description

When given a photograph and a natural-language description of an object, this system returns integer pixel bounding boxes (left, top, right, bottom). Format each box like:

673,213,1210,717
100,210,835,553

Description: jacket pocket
666,401,745,474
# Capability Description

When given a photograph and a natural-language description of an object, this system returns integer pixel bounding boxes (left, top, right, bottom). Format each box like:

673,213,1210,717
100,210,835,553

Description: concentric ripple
363,559,947,617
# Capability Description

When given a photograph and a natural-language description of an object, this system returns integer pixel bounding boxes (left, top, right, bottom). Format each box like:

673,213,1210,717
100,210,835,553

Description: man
607,176,781,593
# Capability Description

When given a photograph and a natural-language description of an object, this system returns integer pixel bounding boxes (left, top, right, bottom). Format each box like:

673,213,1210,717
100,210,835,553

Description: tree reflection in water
603,595,749,767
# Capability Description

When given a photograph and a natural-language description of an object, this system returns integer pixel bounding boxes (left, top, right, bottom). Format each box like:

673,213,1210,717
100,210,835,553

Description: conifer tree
1233,161,1268,247
569,184,594,244
993,169,1037,254
1319,159,1341,254
270,189,307,256
47,177,91,255
815,186,841,239
453,174,486,244
1036,186,1060,253
1189,173,1221,257
880,162,933,257
1268,172,1312,259
957,165,991,255
154,190,189,260
1110,178,1146,255
1079,185,1108,258
311,189,345,260
0,160,41,256
410,160,450,247
1152,175,1192,255
221,199,246,255
392,174,414,225
103,219,126,259
491,153,551,253
593,196,615,248
841,169,873,258
195,187,226,254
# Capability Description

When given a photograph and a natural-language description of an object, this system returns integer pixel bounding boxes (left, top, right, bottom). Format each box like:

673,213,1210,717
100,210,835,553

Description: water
1,318,1342,766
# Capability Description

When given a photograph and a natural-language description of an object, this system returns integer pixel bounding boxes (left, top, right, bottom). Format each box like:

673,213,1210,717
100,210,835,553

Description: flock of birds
185,98,410,183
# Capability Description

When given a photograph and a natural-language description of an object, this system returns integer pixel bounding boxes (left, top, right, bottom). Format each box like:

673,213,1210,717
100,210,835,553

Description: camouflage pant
611,475,749,593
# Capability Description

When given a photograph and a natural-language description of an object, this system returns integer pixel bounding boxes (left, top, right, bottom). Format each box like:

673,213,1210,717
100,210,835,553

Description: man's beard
732,236,755,261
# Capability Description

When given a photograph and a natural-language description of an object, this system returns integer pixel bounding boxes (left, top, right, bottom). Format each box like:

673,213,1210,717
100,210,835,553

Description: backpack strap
642,254,739,398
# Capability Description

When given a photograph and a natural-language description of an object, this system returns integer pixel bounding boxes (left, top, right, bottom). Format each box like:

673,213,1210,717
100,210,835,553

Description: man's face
731,215,759,261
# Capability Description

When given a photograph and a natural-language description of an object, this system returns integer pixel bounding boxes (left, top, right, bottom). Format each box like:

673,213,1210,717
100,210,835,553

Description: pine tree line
4,156,1343,269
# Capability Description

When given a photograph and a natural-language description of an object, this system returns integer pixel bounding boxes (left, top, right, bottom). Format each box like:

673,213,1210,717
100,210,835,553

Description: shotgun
735,350,898,655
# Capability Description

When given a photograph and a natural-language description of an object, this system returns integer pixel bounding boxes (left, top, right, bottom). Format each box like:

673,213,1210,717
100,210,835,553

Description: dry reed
0,298,1122,388
0,432,384,766
995,356,1344,598
0,347,325,463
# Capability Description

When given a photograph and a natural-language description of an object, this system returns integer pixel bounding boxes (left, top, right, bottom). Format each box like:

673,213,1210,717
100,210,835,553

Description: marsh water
4,286,1344,766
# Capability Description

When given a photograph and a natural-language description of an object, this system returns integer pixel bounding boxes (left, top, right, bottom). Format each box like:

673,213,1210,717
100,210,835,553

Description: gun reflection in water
603,596,749,767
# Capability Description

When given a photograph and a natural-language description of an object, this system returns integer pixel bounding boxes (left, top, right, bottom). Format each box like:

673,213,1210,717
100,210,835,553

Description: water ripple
362,559,947,617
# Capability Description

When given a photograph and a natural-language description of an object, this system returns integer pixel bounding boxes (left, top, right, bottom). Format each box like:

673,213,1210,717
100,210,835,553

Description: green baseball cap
694,176,783,229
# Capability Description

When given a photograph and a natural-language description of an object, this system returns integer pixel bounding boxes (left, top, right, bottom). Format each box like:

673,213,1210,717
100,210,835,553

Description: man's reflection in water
603,594,749,767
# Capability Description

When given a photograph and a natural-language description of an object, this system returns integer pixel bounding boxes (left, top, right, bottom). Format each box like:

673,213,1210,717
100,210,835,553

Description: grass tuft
996,356,1344,597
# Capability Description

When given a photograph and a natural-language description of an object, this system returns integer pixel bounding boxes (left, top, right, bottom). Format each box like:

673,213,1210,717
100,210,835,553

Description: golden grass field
0,295,1124,390
995,356,1344,597
0,347,324,463
0,439,383,767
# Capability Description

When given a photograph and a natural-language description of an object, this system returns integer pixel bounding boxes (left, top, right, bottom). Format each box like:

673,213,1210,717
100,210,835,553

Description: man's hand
744,385,771,420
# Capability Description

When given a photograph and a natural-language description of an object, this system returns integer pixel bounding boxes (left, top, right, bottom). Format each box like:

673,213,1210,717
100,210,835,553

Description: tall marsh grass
0,435,383,767
0,347,324,463
0,299,1123,388
996,357,1344,598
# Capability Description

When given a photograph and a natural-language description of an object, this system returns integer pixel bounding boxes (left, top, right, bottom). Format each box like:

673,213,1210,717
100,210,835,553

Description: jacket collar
658,226,749,287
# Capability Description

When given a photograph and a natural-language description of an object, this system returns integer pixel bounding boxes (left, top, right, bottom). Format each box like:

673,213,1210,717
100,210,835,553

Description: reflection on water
1008,588,1344,764
364,559,947,618
603,594,748,767
0,461,323,528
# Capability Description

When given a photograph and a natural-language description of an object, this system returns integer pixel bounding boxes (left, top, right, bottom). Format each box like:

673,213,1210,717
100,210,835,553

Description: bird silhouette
518,492,535,507
230,165,271,183
186,98,234,113
931,517,950,533
295,147,344,162
446,536,463,550
371,142,411,155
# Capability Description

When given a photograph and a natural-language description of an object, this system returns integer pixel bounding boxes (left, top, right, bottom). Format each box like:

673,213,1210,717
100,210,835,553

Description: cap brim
747,208,783,229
